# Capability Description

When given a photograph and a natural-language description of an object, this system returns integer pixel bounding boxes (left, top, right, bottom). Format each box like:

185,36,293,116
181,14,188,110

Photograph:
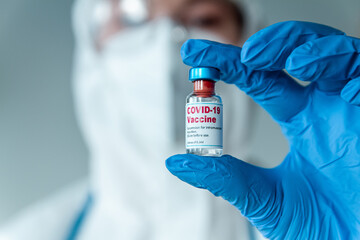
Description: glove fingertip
180,39,195,65
166,154,220,172
165,154,187,172
285,45,319,82
340,77,360,106
180,39,219,66
165,154,213,189
240,40,253,64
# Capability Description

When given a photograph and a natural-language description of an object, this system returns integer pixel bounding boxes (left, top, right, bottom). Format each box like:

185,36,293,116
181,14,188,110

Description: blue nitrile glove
166,21,360,239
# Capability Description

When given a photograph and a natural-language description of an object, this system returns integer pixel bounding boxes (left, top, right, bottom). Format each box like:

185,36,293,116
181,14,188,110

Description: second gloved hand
166,21,360,239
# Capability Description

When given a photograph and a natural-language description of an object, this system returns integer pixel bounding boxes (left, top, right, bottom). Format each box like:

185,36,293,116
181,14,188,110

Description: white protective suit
0,0,269,239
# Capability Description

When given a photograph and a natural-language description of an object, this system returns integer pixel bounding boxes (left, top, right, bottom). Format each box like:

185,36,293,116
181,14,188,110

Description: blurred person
0,0,267,240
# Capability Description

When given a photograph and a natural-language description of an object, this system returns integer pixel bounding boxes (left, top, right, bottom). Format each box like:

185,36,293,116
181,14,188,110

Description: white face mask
75,18,188,157
102,19,193,152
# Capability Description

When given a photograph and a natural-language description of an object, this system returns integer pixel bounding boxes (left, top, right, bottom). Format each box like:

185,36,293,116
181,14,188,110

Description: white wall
0,0,359,225
0,1,88,223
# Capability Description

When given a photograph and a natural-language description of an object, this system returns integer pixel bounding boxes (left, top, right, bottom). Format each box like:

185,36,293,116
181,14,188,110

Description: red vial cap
193,80,215,97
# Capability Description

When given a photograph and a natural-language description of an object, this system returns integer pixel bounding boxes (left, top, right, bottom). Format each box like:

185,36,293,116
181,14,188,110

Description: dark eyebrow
187,0,221,5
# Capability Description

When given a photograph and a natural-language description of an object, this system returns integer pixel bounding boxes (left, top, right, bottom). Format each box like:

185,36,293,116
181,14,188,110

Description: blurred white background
0,0,87,223
0,0,359,224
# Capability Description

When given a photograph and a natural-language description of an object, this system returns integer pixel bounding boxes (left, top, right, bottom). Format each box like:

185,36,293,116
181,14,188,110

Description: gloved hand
166,21,360,239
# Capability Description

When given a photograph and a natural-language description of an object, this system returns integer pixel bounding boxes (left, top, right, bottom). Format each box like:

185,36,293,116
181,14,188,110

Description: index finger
181,39,306,123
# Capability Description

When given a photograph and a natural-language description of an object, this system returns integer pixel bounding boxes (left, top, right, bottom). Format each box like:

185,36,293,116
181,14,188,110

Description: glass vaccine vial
186,67,223,156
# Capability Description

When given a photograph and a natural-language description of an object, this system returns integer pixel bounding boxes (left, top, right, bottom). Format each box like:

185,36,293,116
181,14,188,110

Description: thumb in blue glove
166,21,360,239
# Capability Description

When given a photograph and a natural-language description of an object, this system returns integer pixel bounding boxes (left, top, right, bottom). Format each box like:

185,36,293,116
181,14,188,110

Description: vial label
186,102,223,148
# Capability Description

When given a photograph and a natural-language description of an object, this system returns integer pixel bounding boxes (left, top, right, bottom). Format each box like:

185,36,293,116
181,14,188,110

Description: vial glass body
186,91,223,157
